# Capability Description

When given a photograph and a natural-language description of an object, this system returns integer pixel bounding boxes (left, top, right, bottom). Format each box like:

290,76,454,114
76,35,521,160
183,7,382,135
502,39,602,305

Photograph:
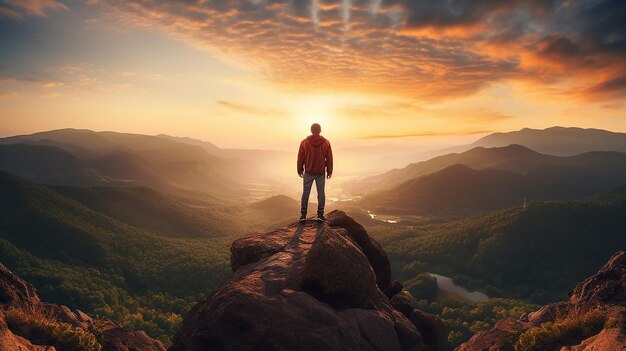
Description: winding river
429,273,490,302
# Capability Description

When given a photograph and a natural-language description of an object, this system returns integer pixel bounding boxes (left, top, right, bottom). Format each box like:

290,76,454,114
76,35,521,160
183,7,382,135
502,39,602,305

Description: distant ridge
348,143,626,196
0,143,107,185
472,126,626,156
0,129,254,203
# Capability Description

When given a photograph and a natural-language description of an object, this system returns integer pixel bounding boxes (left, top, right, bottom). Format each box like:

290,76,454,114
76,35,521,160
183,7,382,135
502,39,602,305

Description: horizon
1,1,626,150
1,125,625,153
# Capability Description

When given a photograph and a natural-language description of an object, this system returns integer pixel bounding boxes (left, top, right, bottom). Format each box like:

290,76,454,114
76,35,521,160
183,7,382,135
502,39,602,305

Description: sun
290,96,337,135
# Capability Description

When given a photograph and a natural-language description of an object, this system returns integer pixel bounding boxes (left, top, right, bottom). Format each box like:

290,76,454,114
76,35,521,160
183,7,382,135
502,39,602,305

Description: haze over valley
1,0,626,350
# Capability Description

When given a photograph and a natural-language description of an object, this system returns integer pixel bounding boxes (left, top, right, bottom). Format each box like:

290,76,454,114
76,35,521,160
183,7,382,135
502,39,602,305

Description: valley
0,126,624,349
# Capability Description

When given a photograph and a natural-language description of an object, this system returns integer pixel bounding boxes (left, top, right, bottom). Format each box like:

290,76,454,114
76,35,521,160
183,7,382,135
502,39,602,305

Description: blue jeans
301,172,325,215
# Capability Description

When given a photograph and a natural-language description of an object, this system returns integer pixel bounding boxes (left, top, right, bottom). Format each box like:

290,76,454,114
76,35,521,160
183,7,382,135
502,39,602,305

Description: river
429,273,490,302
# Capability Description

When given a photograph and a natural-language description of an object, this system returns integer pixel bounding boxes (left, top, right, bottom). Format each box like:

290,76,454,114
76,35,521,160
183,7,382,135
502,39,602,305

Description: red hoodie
297,134,333,176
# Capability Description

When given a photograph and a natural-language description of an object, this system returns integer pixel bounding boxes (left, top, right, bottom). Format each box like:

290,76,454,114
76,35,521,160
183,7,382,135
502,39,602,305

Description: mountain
170,210,447,351
472,126,626,156
0,262,166,351
361,155,626,217
349,145,626,216
361,164,529,216
348,144,626,195
377,188,626,303
0,144,108,185
158,134,297,195
457,250,626,351
241,195,302,230
0,129,256,203
157,134,293,175
0,171,235,342
52,184,242,237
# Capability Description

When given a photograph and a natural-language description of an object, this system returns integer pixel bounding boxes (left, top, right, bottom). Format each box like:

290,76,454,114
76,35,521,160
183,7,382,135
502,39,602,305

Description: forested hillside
371,188,626,303
0,171,235,343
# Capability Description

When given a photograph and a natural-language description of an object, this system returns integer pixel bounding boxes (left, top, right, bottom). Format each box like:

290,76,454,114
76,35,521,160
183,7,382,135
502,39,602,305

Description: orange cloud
93,0,625,103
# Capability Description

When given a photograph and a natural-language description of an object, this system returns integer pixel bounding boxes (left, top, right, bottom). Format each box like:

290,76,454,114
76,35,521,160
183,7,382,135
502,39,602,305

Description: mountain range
354,144,626,216
0,129,257,203
471,126,626,156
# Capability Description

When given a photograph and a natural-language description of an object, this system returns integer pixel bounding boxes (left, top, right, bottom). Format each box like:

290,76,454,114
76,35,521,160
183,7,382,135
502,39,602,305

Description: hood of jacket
306,134,326,147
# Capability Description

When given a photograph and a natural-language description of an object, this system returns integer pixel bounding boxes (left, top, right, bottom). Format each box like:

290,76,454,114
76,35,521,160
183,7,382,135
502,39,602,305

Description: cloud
335,101,512,123
89,0,626,102
95,0,519,101
0,0,67,19
394,0,558,30
334,101,425,119
215,100,290,119
581,75,626,101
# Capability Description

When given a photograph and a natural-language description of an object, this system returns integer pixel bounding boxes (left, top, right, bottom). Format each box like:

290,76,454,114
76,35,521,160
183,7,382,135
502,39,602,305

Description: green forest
0,172,235,343
368,188,626,303
2,169,625,347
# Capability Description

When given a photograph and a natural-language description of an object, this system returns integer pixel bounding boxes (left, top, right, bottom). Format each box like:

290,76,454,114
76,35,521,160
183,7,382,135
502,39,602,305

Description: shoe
299,214,306,223
316,214,326,222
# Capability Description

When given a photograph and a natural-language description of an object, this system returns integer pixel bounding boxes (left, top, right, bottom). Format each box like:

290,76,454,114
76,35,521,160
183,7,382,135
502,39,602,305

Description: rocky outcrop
0,264,40,310
171,210,445,351
457,250,626,351
96,319,168,351
0,262,166,351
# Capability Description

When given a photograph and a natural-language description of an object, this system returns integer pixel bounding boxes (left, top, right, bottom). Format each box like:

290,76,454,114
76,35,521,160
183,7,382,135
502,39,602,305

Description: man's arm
297,141,305,177
326,141,333,179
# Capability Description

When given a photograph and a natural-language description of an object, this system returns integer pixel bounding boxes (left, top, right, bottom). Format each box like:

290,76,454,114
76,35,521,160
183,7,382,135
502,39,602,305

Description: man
297,123,333,223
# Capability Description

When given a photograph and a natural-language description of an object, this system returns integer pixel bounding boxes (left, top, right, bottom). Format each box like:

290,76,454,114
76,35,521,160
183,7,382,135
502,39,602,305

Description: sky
0,0,625,150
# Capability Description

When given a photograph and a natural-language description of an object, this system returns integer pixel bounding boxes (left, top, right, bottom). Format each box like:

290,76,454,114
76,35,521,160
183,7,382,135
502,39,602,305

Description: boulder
301,226,379,309
327,210,399,296
171,212,442,351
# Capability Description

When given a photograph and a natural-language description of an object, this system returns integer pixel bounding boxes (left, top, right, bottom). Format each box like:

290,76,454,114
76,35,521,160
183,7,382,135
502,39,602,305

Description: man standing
297,123,333,222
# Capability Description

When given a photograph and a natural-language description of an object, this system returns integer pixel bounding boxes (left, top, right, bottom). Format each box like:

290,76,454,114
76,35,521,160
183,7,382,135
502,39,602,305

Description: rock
456,318,522,351
301,226,379,309
409,310,448,351
96,319,167,351
171,213,441,351
560,323,626,351
326,210,399,296
456,250,626,351
0,263,40,309
230,227,295,272
569,250,626,306
391,292,448,351
41,303,95,330
0,263,165,351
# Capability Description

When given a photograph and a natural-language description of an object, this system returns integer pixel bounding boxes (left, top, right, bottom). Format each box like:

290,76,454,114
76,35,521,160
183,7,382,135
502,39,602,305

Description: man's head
310,123,321,134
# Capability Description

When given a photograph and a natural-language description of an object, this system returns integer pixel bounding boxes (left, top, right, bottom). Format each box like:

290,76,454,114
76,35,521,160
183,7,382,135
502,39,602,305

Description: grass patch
514,307,606,351
5,308,102,351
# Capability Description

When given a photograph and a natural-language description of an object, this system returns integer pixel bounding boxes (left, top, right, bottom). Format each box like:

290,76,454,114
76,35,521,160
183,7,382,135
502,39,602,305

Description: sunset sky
0,0,625,150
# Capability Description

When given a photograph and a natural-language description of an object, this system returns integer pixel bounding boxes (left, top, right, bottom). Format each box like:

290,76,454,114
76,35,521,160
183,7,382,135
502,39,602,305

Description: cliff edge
170,210,445,351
